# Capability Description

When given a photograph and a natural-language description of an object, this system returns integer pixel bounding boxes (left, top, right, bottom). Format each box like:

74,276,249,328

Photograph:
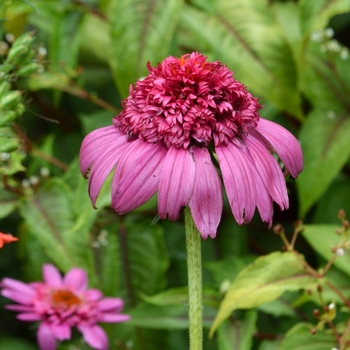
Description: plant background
1,0,350,349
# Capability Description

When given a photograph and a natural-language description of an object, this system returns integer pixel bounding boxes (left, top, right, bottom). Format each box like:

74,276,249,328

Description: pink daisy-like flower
80,52,303,239
0,264,130,350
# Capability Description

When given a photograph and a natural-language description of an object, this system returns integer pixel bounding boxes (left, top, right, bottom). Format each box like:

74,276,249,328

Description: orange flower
0,232,18,248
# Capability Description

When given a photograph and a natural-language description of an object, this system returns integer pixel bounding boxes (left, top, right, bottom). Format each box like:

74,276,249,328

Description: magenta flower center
115,53,262,149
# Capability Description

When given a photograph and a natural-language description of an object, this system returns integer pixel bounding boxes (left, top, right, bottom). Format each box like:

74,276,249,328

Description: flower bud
0,138,20,152
18,61,39,76
0,81,11,97
7,44,28,62
0,111,17,126
0,90,22,109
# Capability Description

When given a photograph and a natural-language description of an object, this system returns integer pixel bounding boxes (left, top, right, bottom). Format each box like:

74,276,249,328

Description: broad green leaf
313,175,350,224
300,38,350,111
108,0,184,97
217,310,257,350
301,224,350,277
210,252,318,336
20,178,92,272
299,0,350,36
297,110,350,216
258,294,297,318
279,322,336,350
50,10,83,69
121,215,169,304
179,0,303,121
258,339,281,350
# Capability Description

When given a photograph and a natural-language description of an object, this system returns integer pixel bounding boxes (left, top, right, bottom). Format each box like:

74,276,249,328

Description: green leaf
19,178,92,272
299,0,350,36
258,339,281,350
0,337,37,350
210,251,317,336
108,0,184,97
297,110,350,216
301,224,350,277
179,0,303,121
313,175,350,224
279,322,336,350
217,310,257,350
119,215,169,305
0,186,17,219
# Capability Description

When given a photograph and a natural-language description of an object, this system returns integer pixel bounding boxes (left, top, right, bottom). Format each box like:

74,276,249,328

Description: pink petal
112,142,167,213
37,322,57,350
17,313,42,321
97,298,124,312
189,146,223,239
1,278,35,303
98,313,131,323
79,126,124,176
216,143,257,224
245,135,289,210
6,304,34,312
255,119,303,178
84,289,103,301
49,323,71,341
63,268,87,291
42,264,62,287
88,137,129,207
78,325,108,350
158,147,196,221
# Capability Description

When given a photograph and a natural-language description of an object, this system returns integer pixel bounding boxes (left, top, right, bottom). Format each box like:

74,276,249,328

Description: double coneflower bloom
80,52,303,238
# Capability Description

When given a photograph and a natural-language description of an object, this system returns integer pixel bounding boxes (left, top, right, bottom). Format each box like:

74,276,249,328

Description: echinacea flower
0,264,130,350
80,52,303,239
0,231,18,248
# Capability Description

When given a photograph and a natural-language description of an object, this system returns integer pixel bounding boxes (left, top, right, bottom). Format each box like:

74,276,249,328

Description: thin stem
184,207,203,350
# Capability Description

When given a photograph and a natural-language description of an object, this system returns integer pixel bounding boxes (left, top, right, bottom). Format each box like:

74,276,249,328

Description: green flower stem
185,207,203,350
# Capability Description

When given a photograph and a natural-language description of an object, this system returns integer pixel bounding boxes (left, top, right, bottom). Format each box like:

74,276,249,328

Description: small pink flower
0,264,130,350
80,52,303,239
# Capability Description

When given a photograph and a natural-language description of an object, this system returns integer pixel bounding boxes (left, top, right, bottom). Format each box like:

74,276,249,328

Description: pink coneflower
80,52,303,239
0,264,130,350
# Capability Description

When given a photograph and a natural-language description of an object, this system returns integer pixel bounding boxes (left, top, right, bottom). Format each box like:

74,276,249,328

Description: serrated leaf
279,322,336,350
297,110,350,216
20,178,92,272
210,252,317,336
217,311,257,350
108,0,184,97
301,224,350,277
299,0,350,36
179,0,303,121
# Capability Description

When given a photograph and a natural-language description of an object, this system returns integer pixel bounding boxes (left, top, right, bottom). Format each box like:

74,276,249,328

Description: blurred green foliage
1,0,350,349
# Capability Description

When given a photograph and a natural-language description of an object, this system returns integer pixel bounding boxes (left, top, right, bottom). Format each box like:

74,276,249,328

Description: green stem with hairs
185,207,203,350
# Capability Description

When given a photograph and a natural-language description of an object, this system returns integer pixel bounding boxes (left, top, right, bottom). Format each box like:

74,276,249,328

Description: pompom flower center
114,52,262,150
51,290,81,308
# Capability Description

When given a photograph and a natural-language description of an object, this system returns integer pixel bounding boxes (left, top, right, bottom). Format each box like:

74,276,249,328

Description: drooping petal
37,322,57,350
158,147,195,220
88,138,129,207
6,304,34,312
112,142,167,214
216,143,257,224
255,118,303,178
42,264,62,287
97,298,124,312
189,146,223,239
79,126,124,176
78,325,108,350
244,134,289,210
49,323,71,341
63,268,87,292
